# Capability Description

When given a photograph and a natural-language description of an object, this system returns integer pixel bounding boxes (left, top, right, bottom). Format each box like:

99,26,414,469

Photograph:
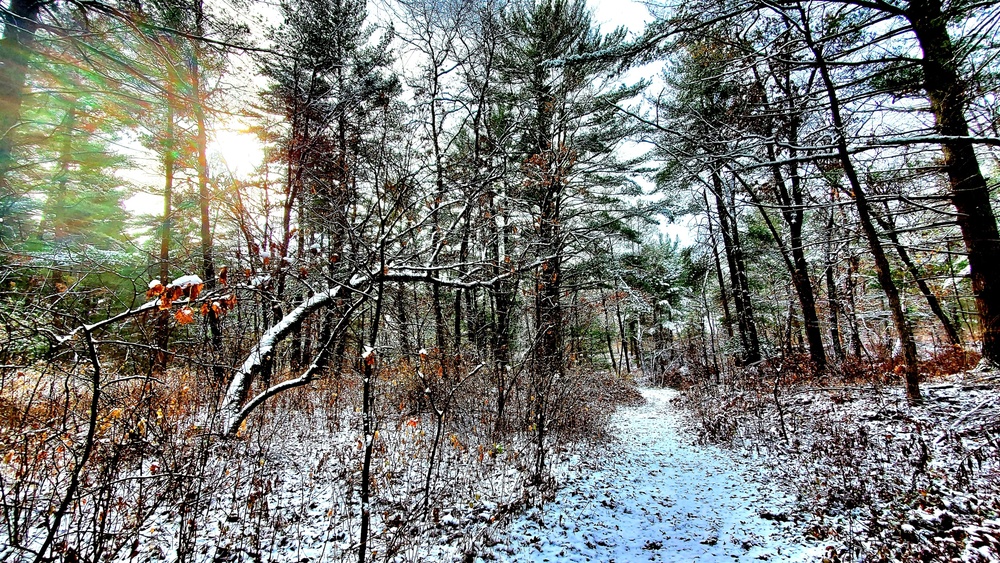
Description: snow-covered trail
489,388,824,562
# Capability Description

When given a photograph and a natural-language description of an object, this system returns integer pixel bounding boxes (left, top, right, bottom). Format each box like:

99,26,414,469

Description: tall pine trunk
0,0,40,216
768,145,826,369
156,78,177,372
907,0,1000,364
801,7,921,402
703,190,734,339
191,1,223,380
711,170,760,364
823,210,845,361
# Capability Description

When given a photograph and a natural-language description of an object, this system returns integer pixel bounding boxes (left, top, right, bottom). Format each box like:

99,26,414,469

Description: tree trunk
615,293,630,374
875,206,962,346
0,0,41,212
156,79,176,372
801,8,921,402
432,282,447,368
191,3,213,289
396,282,412,359
768,146,826,369
846,252,865,359
746,60,826,368
492,280,514,434
711,170,760,364
358,281,384,563
190,2,223,381
906,0,999,362
602,292,618,374
488,187,515,436
532,170,562,484
703,190,734,339
823,211,845,360
45,105,76,240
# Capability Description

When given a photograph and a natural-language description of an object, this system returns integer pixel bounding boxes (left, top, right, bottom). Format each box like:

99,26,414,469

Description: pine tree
500,0,647,482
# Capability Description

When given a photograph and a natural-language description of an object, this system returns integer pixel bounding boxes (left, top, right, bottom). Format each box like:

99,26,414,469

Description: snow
680,369,1000,561
27,367,991,563
27,385,823,563
169,274,203,288
101,403,535,563
221,286,343,433
489,389,824,562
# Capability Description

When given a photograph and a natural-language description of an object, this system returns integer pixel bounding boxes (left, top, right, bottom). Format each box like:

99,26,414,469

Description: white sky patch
124,0,662,222
660,214,696,247
123,115,265,217
212,122,266,178
591,0,652,35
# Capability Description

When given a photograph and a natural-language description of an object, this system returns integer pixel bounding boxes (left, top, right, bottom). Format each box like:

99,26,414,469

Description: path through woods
490,388,825,562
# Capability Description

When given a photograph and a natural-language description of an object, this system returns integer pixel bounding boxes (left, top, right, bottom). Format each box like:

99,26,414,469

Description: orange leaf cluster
146,282,164,300
199,294,238,318
147,277,236,326
175,307,195,325
147,281,203,309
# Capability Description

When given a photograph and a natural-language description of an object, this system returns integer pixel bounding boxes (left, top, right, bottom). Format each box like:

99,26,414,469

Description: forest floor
8,367,999,562
486,388,826,562
679,367,1000,563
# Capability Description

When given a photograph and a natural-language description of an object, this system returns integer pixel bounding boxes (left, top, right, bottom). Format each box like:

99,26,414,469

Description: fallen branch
222,293,366,436
219,285,350,432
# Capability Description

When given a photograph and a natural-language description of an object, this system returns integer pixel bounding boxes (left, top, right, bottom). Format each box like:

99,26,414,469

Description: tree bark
906,0,1000,363
801,7,921,402
0,0,41,234
602,291,618,374
190,0,223,381
358,280,384,563
711,170,760,364
823,211,845,360
156,78,176,372
767,143,827,369
846,252,865,359
531,154,563,483
875,205,962,346
703,190,734,339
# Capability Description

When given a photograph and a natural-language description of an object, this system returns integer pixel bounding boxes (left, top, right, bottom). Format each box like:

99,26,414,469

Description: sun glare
211,124,265,178
123,120,264,217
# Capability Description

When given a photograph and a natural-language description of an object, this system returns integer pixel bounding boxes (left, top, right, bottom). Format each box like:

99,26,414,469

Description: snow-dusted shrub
675,370,1000,562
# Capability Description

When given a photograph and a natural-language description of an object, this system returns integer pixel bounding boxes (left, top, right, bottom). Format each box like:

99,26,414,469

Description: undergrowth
672,347,1000,563
0,358,640,562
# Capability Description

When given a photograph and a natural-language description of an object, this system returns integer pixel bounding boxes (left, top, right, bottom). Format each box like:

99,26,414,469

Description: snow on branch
220,257,538,435
220,285,348,434
222,293,365,436
56,300,162,344
380,255,556,289
875,135,1000,146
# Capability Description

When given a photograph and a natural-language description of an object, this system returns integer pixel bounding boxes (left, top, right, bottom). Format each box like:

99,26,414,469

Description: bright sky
590,1,696,246
126,0,660,221
592,0,652,33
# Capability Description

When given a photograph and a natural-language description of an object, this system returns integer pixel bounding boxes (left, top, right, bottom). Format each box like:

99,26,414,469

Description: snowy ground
682,369,1000,562
486,388,826,562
